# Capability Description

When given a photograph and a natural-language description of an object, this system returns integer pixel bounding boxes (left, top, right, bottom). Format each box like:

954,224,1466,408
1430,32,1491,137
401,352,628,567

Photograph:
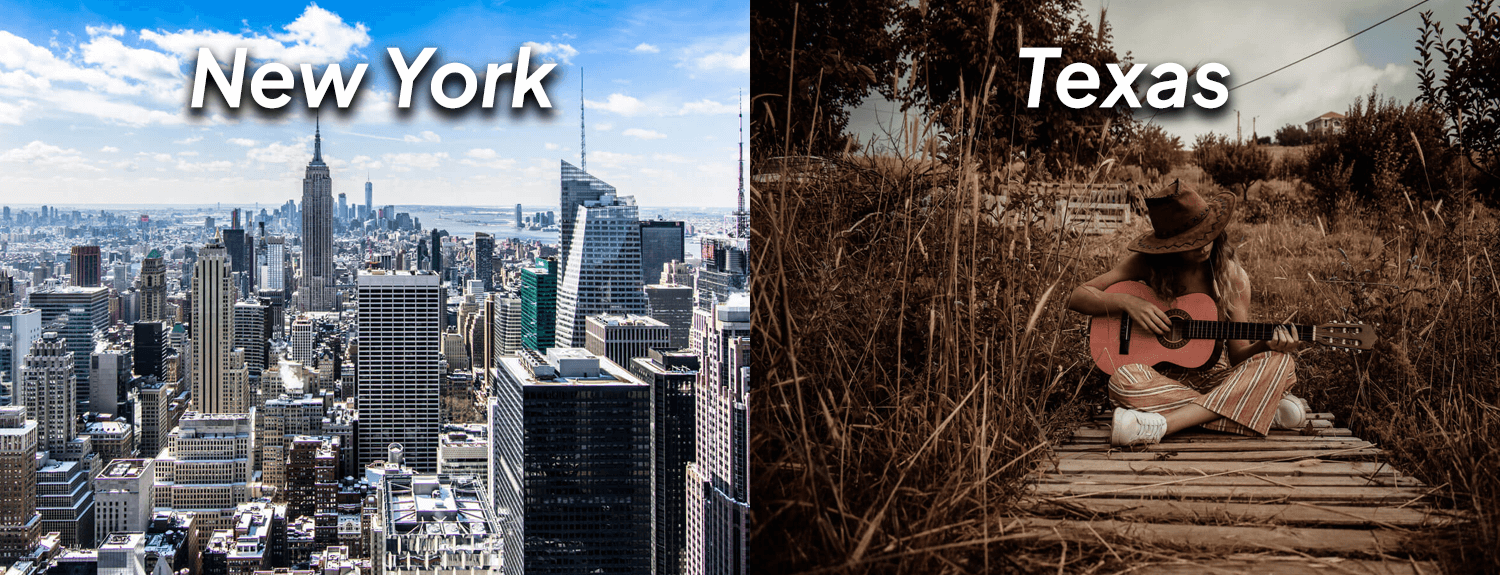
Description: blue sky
0,0,749,206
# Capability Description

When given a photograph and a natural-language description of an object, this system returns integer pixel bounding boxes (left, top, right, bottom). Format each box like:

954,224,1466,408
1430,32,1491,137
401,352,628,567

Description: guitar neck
1182,320,1317,342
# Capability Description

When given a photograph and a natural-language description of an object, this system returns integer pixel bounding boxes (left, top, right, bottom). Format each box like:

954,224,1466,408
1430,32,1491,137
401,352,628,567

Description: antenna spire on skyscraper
736,90,748,238
313,112,323,162
580,66,586,172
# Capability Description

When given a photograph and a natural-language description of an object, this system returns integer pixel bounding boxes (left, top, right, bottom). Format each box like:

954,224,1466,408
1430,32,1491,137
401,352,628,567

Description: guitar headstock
1313,322,1377,351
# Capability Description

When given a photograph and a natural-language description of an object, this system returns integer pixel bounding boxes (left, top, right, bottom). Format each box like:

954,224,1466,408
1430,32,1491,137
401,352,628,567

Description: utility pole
1236,110,1241,144
1253,116,1259,144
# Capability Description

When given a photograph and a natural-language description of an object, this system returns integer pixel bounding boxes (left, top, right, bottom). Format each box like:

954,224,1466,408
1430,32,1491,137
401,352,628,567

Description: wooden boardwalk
1019,412,1459,573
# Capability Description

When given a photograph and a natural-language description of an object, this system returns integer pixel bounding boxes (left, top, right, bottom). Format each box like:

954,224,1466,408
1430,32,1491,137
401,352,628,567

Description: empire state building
298,121,336,312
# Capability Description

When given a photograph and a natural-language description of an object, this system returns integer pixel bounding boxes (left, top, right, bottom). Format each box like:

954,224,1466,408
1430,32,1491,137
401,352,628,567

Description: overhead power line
1228,0,1433,91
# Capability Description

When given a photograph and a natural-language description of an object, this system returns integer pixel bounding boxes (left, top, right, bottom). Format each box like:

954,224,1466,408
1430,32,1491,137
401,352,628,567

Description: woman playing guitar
1066,180,1309,446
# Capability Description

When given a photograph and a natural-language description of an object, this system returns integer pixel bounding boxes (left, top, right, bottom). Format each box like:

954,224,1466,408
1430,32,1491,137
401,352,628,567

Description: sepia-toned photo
753,0,1499,572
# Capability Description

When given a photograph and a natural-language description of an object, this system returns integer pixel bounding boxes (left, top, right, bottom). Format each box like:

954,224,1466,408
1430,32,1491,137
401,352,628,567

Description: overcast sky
0,1,748,207
852,0,1474,149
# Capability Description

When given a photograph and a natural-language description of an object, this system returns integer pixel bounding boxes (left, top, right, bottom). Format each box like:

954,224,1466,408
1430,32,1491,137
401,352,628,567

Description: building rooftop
508,348,649,387
384,474,497,536
98,458,150,479
84,421,132,436
589,314,668,327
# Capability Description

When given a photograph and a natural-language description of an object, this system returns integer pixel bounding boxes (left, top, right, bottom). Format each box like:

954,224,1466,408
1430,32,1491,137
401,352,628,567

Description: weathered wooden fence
983,183,1136,235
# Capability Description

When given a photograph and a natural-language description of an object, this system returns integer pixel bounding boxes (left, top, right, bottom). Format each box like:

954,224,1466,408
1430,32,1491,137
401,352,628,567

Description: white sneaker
1111,408,1168,446
1272,394,1309,430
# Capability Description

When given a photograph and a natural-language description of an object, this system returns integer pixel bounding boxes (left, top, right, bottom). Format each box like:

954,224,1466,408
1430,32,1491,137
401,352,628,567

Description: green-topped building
520,257,558,352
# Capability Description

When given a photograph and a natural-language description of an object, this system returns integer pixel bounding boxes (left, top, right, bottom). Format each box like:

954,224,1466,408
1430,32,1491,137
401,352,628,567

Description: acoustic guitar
1089,281,1376,375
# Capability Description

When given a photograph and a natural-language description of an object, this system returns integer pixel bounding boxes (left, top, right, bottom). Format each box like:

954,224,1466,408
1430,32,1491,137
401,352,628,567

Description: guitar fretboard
1180,320,1316,342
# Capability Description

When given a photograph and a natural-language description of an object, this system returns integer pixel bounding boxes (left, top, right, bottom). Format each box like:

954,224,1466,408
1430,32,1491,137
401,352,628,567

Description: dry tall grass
754,158,1500,573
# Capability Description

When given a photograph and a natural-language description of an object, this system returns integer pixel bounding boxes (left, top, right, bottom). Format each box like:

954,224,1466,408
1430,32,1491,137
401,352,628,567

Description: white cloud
466,148,498,159
227,138,258,147
79,35,182,101
1075,1,1413,146
623,128,666,140
0,141,100,171
677,99,738,115
0,99,35,125
177,151,199,156
403,130,441,143
461,156,516,170
382,151,448,171
176,159,233,172
0,31,185,125
140,3,370,65
585,93,648,116
595,122,612,131
100,146,120,153
633,43,659,54
247,141,309,165
523,41,578,65
693,48,749,71
544,143,559,150
85,24,125,37
174,136,203,144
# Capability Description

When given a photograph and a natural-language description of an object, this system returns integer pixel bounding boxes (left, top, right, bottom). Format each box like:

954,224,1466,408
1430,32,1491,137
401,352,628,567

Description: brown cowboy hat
1128,180,1236,254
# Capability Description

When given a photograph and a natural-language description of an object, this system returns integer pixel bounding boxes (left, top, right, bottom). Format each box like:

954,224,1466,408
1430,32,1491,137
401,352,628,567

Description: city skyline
0,0,749,207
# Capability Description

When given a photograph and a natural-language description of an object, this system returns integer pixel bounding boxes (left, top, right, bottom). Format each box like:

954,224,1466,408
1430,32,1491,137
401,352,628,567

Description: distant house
1306,111,1346,134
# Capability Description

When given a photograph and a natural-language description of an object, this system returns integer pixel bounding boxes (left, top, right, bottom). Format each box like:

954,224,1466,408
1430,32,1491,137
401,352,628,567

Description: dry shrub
753,151,1128,573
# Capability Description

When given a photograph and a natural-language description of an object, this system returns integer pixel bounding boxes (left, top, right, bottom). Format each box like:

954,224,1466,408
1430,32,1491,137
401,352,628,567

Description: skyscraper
554,193,648,348
298,122,336,312
138,251,168,322
558,160,616,277
520,257,557,352
70,245,101,287
132,321,166,379
0,270,14,309
0,406,39,563
489,348,653,575
220,228,246,294
233,301,270,376
0,308,41,400
631,349,700,575
474,232,494,292
686,294,751,575
337,192,348,223
639,220,685,286
192,241,246,414
152,412,252,536
29,286,109,407
430,229,442,279
584,314,669,371
355,271,442,472
364,179,373,220
259,237,286,292
21,332,75,452
515,203,523,229
645,284,694,350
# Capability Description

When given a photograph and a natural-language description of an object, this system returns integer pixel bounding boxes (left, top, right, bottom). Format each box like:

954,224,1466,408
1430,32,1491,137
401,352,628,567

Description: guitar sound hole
1157,310,1191,349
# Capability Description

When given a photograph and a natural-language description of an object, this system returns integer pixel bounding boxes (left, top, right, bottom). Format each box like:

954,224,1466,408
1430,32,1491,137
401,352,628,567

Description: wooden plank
1011,518,1414,555
1043,458,1409,479
1038,473,1422,488
1032,483,1427,503
1057,448,1385,462
1031,498,1455,528
1139,558,1438,575
1070,429,1359,443
1056,440,1374,453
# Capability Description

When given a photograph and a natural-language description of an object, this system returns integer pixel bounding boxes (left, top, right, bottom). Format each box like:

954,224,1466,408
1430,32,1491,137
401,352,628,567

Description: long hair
1142,231,1241,319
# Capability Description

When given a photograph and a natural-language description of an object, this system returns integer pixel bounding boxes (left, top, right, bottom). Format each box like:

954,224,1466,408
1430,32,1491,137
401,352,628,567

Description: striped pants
1108,351,1298,436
